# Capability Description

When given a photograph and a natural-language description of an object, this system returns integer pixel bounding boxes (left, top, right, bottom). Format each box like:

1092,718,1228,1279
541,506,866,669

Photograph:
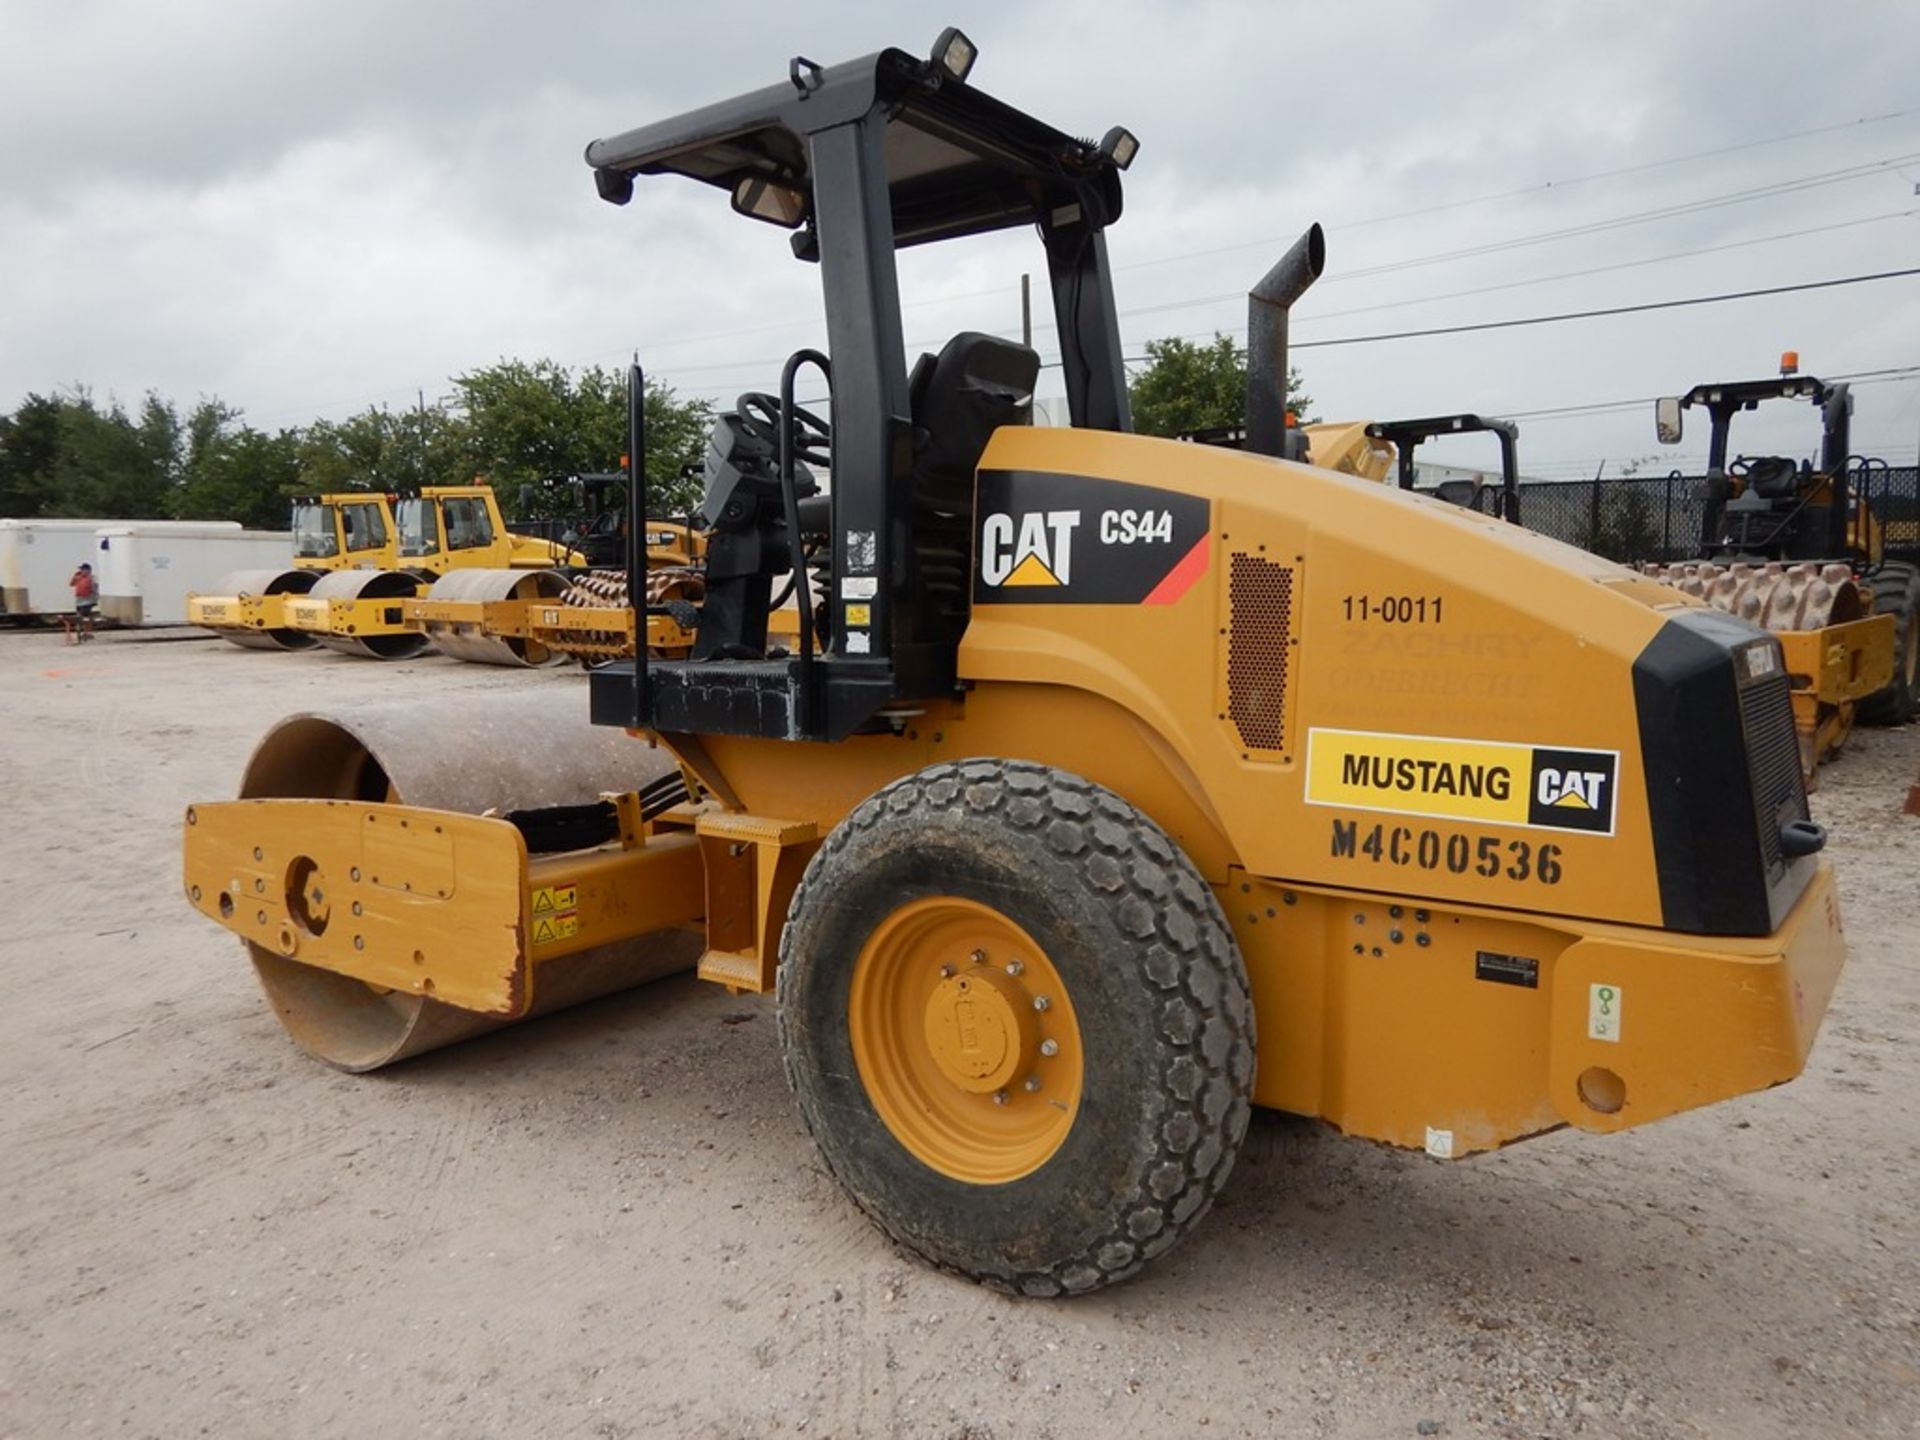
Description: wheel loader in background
183,29,1847,1297
1641,357,1914,778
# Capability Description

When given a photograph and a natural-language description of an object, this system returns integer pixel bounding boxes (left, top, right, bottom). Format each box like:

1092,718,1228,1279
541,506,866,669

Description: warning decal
531,912,579,946
1305,728,1618,836
530,883,579,947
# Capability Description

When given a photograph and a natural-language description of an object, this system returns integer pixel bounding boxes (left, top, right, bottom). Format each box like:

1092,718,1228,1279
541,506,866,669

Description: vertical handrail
627,362,648,728
778,348,832,738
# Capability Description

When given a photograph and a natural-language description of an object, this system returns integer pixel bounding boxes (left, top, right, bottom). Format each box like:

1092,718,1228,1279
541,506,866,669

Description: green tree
175,403,306,530
43,388,177,517
1127,334,1314,439
0,394,63,516
297,402,464,495
450,359,712,517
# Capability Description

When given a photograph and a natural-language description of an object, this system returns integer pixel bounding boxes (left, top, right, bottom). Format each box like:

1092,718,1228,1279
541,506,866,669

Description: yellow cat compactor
185,31,1846,1296
1640,359,1912,778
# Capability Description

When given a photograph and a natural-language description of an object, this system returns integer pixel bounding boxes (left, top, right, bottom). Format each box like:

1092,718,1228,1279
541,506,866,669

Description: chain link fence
1511,465,1920,568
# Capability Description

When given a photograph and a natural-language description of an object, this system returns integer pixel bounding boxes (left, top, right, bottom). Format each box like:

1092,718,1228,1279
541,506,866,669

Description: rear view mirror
1655,396,1683,445
732,176,808,229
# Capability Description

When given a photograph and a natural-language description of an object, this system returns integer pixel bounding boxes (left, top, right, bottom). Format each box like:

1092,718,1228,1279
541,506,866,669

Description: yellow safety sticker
1304,728,1618,837
844,603,871,628
530,884,577,917
531,912,580,946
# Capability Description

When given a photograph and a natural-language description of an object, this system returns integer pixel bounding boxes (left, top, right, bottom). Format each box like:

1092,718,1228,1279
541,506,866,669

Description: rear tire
776,759,1255,1296
1860,562,1920,725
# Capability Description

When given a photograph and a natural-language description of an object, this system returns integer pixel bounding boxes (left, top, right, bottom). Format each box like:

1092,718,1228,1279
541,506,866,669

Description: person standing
69,562,99,641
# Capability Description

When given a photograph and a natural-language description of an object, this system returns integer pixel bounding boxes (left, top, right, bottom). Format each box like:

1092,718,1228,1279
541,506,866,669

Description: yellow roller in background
284,569,432,660
407,567,572,667
191,568,322,650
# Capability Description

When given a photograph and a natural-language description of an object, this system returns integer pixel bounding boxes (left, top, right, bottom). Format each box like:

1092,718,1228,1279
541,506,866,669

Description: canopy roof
584,45,1126,247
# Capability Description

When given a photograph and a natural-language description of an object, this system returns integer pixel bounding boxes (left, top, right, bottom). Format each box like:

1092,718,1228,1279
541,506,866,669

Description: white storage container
95,526,291,626
0,519,241,619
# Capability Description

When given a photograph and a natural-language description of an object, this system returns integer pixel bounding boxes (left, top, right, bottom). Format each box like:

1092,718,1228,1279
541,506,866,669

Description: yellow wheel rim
849,896,1084,1185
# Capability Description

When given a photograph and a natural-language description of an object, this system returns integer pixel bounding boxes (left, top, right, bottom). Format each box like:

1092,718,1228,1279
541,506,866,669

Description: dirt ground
2,627,1916,1440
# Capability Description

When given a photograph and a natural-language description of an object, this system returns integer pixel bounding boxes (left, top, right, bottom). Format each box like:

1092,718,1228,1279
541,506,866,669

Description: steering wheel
737,392,832,468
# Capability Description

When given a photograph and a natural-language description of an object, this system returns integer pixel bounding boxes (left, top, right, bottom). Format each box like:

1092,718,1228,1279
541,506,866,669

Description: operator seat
1431,479,1488,512
907,332,1040,514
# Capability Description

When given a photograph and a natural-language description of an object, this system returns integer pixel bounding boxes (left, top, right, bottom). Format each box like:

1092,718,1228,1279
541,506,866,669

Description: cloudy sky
4,0,1918,478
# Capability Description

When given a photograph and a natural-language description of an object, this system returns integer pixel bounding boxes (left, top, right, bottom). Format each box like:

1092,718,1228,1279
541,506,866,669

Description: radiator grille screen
1737,669,1807,880
1228,554,1294,753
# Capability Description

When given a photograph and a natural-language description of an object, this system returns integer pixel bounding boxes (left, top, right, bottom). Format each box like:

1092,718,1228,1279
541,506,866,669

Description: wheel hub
923,967,1034,1093
848,895,1084,1184
286,855,331,936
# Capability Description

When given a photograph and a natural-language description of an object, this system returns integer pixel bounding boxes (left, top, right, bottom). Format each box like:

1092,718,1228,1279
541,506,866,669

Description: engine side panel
957,426,1697,930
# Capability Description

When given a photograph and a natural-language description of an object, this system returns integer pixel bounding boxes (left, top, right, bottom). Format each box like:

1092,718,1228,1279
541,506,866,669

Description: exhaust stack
1245,223,1326,460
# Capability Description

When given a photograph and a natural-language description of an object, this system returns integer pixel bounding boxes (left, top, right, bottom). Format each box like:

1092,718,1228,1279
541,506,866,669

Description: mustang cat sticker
973,470,1211,605
1305,727,1619,836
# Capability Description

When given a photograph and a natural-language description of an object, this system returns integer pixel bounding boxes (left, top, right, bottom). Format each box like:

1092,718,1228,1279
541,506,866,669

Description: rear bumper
1547,860,1845,1133
1232,861,1846,1156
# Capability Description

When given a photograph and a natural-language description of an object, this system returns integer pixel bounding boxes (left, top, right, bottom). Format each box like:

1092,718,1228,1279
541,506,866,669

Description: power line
1278,210,1919,325
1114,106,1920,272
1495,366,1920,424
1088,155,1920,332
653,248,1920,395
1289,268,1920,350
1057,272,1920,370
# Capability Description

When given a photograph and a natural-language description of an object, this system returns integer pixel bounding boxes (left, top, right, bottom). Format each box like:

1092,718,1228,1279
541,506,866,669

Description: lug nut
1005,959,1025,977
1389,929,1404,944
939,964,955,978
992,1090,1008,1106
1416,933,1431,947
1032,995,1051,1012
970,948,986,964
1040,1039,1059,1057
1024,1077,1042,1093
